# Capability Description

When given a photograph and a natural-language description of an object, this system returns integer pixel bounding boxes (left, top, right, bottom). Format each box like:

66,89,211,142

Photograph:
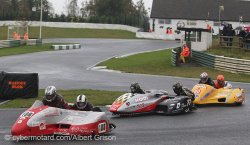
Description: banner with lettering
0,72,39,99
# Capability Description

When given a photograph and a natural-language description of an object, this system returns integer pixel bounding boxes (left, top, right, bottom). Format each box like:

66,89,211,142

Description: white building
147,0,250,40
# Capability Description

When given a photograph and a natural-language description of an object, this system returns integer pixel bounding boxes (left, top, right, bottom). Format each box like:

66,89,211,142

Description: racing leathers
214,81,232,89
70,102,94,111
199,77,216,88
176,87,195,101
42,93,69,109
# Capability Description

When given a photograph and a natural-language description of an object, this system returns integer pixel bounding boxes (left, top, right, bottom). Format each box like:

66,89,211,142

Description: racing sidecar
109,90,195,115
11,100,116,137
192,84,245,105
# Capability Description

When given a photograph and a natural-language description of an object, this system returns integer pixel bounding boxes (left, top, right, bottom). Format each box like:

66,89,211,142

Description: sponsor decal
196,84,207,89
134,96,148,102
39,120,46,130
115,93,132,103
125,105,136,110
45,109,60,117
31,121,40,127
21,111,34,118
177,21,185,28
136,103,144,109
200,90,213,101
193,88,201,94
18,111,34,123
17,120,22,124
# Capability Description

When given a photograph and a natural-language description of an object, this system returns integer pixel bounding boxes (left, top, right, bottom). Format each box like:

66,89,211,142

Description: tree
0,0,11,20
80,1,88,19
66,0,79,18
84,0,148,27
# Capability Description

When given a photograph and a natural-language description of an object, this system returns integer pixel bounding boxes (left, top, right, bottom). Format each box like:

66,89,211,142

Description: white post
39,0,43,39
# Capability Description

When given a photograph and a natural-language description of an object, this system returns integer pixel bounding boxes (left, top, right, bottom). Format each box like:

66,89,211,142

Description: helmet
76,94,87,110
45,86,57,102
172,82,183,95
130,83,141,94
217,75,225,86
200,72,209,84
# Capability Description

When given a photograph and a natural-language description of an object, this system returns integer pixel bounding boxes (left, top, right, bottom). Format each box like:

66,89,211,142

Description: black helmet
130,83,142,94
45,86,57,102
172,82,183,95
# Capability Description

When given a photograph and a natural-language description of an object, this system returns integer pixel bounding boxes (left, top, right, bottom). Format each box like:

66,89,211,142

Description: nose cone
11,121,29,136
109,102,123,112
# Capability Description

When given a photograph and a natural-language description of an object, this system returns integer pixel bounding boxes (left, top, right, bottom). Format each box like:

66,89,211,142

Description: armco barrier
171,47,182,66
171,48,178,66
52,44,81,51
0,39,42,48
26,39,42,46
192,50,250,74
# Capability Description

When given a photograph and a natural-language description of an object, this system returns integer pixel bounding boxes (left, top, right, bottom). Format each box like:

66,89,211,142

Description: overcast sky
48,0,153,14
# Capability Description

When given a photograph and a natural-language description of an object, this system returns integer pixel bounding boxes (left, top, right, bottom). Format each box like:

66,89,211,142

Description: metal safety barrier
0,39,42,48
171,47,181,66
52,44,81,51
192,50,250,74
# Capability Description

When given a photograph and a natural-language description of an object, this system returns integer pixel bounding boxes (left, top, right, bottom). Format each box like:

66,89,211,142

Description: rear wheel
183,98,192,113
235,102,243,106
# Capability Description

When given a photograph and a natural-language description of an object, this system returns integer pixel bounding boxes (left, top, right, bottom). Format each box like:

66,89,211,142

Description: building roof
150,0,250,22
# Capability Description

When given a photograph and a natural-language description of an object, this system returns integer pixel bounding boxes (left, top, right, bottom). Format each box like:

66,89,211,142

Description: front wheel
109,123,116,131
235,102,243,106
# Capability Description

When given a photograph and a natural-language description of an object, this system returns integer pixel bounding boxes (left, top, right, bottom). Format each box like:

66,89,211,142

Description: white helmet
200,72,209,83
76,94,87,109
45,86,57,102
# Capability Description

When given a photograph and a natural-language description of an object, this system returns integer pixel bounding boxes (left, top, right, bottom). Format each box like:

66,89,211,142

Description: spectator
180,44,190,63
227,24,235,46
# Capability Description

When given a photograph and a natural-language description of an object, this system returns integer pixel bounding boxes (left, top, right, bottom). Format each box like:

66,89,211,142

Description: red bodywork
109,93,168,114
11,106,110,136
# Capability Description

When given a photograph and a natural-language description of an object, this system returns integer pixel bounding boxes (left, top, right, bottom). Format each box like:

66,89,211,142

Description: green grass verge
206,37,250,60
0,44,54,57
99,49,250,83
0,26,136,40
0,89,123,108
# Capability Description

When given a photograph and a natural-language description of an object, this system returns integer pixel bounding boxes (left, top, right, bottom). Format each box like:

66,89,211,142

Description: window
165,19,171,24
214,21,221,26
158,19,171,24
187,20,197,26
185,31,201,42
158,19,165,24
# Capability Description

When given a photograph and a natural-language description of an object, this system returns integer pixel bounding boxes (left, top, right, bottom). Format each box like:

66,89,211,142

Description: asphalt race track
0,39,250,145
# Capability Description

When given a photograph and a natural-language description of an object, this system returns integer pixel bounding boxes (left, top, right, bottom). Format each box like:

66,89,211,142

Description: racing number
186,99,192,106
176,103,181,109
98,122,106,133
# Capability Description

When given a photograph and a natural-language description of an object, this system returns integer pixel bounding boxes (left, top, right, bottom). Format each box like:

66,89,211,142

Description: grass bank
0,26,136,40
98,49,250,83
206,37,250,60
0,89,123,108
0,44,54,57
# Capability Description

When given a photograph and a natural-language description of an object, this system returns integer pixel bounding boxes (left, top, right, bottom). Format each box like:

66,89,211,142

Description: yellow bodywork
192,84,245,105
